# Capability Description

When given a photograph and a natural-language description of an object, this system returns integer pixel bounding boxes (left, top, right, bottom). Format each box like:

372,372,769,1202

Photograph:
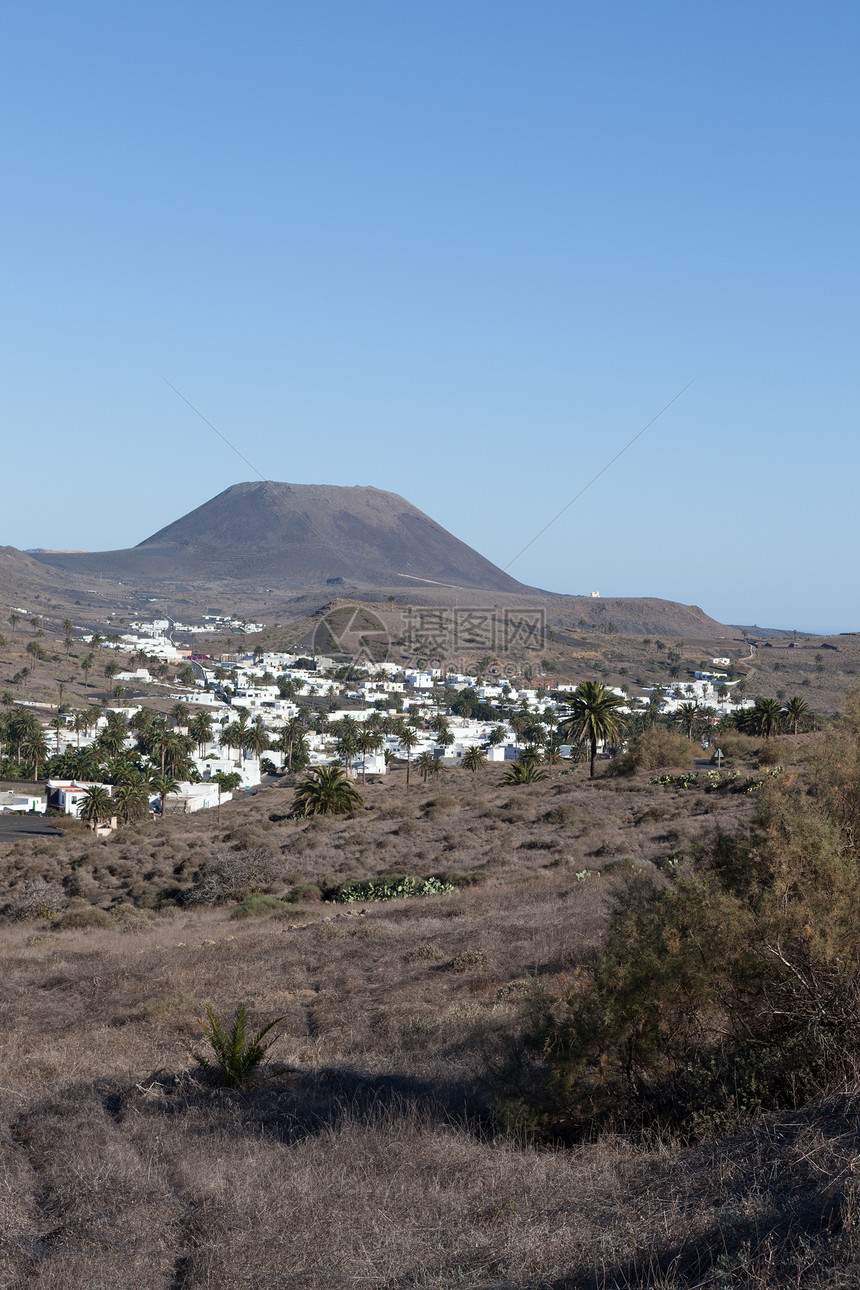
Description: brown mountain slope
28,481,535,594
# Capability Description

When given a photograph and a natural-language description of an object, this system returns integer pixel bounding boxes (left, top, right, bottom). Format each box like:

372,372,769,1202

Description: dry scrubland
3,750,860,1286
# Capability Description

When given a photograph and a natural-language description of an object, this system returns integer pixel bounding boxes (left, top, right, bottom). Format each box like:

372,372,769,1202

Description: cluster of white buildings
182,649,586,777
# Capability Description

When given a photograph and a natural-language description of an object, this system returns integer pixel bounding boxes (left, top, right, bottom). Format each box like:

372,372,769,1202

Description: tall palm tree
559,681,626,779
292,765,363,816
397,726,418,789
277,716,306,774
677,702,699,740
219,723,243,765
171,701,189,729
785,696,809,735
163,732,194,780
49,716,65,756
462,745,487,774
754,697,782,740
112,773,151,824
189,711,214,756
21,728,50,781
244,720,271,761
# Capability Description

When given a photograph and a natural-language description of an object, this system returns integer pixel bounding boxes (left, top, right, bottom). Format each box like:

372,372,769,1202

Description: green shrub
230,894,292,919
53,908,113,931
328,874,456,903
189,1004,283,1088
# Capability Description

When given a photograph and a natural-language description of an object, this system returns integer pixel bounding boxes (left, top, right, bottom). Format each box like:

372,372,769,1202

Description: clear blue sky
2,2,857,632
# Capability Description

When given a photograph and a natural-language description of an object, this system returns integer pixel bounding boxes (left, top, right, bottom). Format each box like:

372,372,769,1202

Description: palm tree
244,720,271,761
97,723,127,759
559,681,626,779
162,731,193,780
416,750,440,783
150,773,181,819
21,728,50,781
189,711,214,756
171,701,189,729
77,784,113,829
503,761,549,785
357,728,383,784
81,653,95,687
292,765,363,816
785,696,809,735
462,745,487,774
219,722,243,765
112,773,151,824
49,716,65,756
277,716,306,774
397,726,418,788
677,702,699,740
755,697,782,740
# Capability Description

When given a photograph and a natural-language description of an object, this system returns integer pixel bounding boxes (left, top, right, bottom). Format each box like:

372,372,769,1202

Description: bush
53,907,113,930
287,882,323,903
609,729,694,775
757,741,784,767
184,847,286,905
450,948,488,972
3,881,67,921
542,804,579,825
713,733,760,760
230,894,292,919
434,869,487,888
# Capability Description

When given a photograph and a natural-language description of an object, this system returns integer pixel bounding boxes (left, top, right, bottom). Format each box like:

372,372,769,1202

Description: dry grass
2,759,856,1286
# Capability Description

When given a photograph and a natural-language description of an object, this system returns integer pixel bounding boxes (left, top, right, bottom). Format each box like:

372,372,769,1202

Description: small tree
211,770,242,823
